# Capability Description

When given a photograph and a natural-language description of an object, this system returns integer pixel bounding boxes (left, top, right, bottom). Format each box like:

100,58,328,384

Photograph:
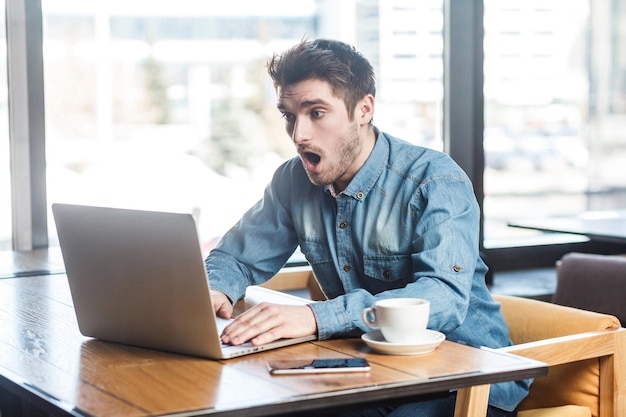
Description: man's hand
220,302,317,346
211,290,234,319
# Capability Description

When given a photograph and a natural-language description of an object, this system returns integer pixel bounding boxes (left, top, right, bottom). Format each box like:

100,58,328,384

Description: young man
205,39,528,416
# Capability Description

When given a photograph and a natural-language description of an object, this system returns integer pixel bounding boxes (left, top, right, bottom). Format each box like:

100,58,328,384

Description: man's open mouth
304,152,321,166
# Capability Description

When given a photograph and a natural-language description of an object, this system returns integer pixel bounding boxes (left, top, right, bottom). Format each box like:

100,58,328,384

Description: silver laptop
52,203,316,359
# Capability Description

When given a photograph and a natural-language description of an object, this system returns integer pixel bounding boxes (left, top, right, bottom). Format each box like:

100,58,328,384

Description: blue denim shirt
205,130,530,411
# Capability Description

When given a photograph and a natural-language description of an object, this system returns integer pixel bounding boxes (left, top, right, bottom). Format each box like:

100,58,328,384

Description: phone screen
268,358,371,375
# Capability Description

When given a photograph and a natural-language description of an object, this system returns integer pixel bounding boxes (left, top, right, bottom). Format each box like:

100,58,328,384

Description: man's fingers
222,303,277,345
217,305,233,319
221,303,316,346
210,290,233,319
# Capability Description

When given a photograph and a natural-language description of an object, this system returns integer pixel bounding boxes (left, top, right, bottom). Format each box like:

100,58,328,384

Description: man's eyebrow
277,98,331,111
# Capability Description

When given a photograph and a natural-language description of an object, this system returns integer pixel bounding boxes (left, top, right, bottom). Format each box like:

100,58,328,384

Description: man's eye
281,113,295,122
312,110,325,118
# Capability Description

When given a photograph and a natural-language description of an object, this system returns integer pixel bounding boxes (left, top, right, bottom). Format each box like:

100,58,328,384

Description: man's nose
291,118,311,144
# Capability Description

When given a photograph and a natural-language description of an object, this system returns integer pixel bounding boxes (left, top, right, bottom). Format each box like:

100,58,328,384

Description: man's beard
304,123,362,189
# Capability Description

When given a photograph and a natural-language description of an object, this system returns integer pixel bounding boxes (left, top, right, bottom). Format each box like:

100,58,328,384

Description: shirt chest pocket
363,255,413,283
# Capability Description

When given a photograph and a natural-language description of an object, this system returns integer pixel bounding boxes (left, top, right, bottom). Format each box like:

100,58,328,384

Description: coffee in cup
361,298,430,344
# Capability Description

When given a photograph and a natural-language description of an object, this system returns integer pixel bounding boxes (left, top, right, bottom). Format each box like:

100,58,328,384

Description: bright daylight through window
41,0,444,254
3,0,625,253
483,0,626,247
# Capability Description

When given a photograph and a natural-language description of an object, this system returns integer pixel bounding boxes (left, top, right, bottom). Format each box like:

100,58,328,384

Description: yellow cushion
518,405,591,417
495,295,620,343
519,361,598,415
494,295,620,417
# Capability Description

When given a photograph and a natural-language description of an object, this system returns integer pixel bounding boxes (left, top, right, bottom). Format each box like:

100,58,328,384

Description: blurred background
2,0,625,263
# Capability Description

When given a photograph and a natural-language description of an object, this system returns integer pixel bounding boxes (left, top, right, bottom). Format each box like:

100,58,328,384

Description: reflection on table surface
509,209,626,244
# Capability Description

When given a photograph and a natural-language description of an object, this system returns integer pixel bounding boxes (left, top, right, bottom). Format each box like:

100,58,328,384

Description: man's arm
205,160,301,306
309,174,482,340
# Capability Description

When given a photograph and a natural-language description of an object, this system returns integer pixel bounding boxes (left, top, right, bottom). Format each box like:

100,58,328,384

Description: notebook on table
52,203,316,359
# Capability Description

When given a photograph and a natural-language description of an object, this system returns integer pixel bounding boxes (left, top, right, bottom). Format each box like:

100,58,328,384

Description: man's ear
357,94,375,125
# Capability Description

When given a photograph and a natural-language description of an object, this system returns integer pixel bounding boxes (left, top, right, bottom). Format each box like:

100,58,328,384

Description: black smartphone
267,358,371,375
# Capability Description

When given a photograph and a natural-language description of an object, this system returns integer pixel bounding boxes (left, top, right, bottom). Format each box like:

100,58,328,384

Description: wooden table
509,209,626,244
0,274,546,417
0,247,65,278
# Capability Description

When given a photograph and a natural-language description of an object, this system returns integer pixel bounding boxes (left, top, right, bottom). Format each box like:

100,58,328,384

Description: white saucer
361,330,445,355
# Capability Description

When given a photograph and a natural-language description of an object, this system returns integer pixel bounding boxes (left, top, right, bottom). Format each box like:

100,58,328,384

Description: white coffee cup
361,298,430,344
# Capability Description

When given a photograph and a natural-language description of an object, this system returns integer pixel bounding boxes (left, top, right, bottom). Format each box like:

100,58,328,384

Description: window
43,1,318,253
483,0,626,248
43,0,444,254
20,0,623,266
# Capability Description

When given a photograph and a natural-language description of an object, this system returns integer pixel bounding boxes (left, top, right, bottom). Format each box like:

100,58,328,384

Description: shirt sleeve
204,161,301,304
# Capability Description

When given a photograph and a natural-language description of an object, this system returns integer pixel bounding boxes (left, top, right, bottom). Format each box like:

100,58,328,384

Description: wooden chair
260,265,326,301
553,252,626,324
494,294,626,417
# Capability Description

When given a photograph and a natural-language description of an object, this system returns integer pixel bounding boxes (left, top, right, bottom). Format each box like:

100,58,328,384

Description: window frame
7,0,48,251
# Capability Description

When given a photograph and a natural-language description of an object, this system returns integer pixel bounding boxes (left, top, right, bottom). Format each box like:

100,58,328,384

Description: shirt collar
325,126,388,200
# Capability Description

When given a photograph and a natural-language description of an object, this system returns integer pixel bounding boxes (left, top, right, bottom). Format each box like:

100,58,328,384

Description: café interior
1,1,625,417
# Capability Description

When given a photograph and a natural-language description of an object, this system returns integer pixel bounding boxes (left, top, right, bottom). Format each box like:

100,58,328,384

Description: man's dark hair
267,39,376,119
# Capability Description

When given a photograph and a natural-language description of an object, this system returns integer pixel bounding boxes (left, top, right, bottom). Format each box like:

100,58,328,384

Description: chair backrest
260,266,326,301
494,294,624,417
553,252,626,324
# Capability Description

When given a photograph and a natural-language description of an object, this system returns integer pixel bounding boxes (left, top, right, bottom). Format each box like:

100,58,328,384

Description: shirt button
339,220,347,229
356,191,365,200
343,265,351,272
453,264,463,272
383,270,391,279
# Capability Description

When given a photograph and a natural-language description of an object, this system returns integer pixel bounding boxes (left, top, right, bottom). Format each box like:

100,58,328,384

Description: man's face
277,78,372,192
